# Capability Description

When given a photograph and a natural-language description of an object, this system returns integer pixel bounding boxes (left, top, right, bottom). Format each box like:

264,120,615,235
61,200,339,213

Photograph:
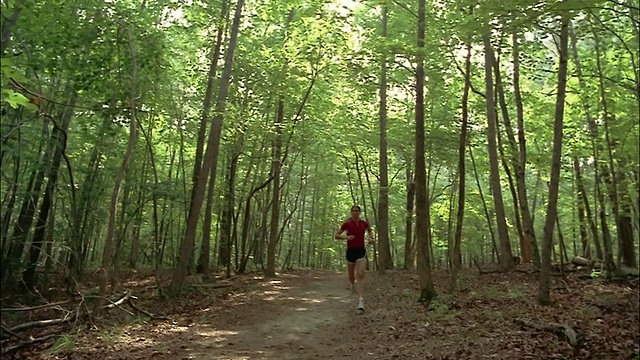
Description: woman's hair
351,205,361,212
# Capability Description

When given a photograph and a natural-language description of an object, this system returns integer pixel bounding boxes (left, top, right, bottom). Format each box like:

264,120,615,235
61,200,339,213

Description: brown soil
9,268,639,360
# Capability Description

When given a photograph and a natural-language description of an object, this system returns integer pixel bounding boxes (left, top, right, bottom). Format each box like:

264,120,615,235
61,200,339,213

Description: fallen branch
1,333,59,355
99,291,133,315
0,300,72,312
5,291,132,335
1,324,26,340
7,313,77,334
127,298,168,320
472,258,501,274
514,318,583,351
190,283,233,289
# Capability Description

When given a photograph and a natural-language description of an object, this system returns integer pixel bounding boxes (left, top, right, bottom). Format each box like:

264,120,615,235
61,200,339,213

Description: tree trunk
377,3,392,273
415,0,436,303
0,0,25,55
569,20,605,261
190,0,228,207
224,153,239,277
265,100,284,278
95,28,138,314
404,161,415,270
306,162,319,268
23,94,77,288
469,145,499,257
538,13,569,305
592,23,637,269
3,120,52,284
360,150,379,270
573,157,591,258
450,40,471,292
494,57,526,260
169,0,244,296
512,30,538,265
482,31,515,271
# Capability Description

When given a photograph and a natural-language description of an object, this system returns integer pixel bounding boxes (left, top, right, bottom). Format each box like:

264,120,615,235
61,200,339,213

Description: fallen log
571,256,593,267
514,318,583,351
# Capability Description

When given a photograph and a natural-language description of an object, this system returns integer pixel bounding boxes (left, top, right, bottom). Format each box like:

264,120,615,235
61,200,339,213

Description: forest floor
2,266,639,359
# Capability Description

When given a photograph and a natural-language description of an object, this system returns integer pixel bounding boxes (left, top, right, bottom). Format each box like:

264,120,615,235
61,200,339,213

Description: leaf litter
3,268,638,359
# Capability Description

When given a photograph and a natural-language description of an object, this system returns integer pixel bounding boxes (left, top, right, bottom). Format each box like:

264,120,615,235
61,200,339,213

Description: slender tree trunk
556,214,569,263
482,31,515,271
494,57,526,260
265,101,284,278
360,151,379,269
190,0,228,207
573,157,591,258
538,13,569,305
225,153,239,277
569,20,605,261
23,95,77,287
377,3,392,273
592,22,637,269
404,161,415,270
169,0,245,296
512,30,538,266
95,28,138,314
450,40,471,292
306,162,319,268
3,120,52,284
469,146,499,257
0,0,25,55
416,0,436,303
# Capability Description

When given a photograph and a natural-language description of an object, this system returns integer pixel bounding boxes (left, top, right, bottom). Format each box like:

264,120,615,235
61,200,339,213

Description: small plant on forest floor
507,287,525,299
43,334,76,356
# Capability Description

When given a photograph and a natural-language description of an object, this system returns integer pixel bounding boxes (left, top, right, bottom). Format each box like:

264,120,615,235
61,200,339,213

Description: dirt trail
181,271,370,360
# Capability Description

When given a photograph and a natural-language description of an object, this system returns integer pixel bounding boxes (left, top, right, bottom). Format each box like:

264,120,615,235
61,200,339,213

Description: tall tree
95,26,138,314
377,2,393,272
538,10,570,305
512,30,539,266
265,100,284,278
450,39,471,292
415,0,436,303
482,29,515,271
169,0,245,296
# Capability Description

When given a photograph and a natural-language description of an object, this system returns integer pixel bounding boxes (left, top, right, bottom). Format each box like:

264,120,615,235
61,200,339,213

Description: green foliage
0,0,636,280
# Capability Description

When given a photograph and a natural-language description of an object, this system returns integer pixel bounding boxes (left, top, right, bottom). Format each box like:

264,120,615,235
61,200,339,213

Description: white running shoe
357,297,364,311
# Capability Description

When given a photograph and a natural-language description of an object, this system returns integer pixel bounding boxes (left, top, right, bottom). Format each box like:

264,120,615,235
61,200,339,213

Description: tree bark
493,57,526,260
265,100,284,278
450,40,471,292
538,12,569,305
512,30,539,266
95,27,138,314
404,160,415,270
416,0,436,303
190,0,228,207
592,22,637,269
572,157,591,258
23,94,77,288
169,0,245,296
482,30,515,271
377,2,392,272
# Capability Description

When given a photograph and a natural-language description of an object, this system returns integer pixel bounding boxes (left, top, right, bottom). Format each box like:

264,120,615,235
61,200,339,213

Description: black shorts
346,247,366,263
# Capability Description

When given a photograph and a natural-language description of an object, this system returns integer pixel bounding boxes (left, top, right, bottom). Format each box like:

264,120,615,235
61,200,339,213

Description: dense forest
1,0,639,338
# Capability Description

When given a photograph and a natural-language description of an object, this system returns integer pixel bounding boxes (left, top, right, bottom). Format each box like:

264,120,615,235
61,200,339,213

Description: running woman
335,205,374,311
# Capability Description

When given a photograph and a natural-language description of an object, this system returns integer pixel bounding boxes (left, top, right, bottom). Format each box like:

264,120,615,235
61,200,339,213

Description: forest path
181,270,372,360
